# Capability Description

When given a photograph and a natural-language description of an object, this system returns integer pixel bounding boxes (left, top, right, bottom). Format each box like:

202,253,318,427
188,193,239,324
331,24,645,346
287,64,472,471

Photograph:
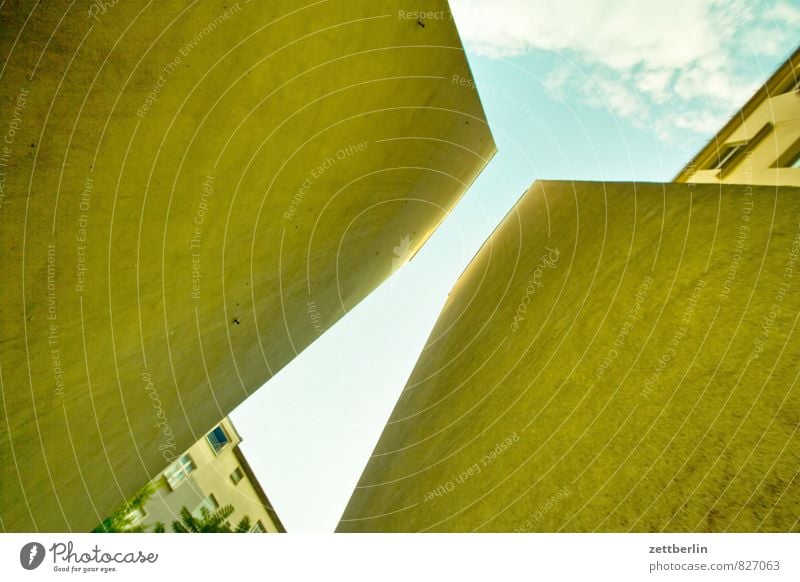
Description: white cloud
450,0,799,141
773,1,800,26
451,0,722,66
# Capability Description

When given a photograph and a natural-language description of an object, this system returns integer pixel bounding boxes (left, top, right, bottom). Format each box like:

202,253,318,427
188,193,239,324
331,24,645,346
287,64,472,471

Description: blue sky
231,0,800,532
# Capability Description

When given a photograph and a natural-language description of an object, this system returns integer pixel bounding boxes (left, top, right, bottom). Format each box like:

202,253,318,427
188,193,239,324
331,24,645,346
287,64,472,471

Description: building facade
676,48,800,186
133,417,284,533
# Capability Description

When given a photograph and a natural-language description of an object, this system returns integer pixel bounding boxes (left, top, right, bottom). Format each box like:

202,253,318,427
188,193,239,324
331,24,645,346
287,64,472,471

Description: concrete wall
339,181,800,532
0,0,494,531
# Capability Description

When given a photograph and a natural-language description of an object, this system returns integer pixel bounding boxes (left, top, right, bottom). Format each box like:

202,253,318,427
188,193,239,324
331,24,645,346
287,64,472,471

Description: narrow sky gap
231,0,800,532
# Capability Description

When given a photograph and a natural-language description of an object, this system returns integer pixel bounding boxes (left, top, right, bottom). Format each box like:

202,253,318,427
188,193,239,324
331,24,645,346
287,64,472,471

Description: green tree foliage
167,504,252,533
93,486,257,533
92,483,156,533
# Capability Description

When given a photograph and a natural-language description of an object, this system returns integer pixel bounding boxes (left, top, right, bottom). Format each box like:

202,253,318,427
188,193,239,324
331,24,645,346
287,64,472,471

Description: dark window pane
207,426,229,452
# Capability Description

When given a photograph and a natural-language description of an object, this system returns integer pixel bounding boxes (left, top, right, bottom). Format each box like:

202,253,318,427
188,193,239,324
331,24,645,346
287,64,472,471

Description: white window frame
206,424,230,455
164,454,195,489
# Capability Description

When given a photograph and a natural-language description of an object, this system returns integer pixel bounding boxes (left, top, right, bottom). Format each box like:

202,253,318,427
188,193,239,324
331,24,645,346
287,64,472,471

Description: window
192,494,219,518
250,520,266,533
712,143,744,170
163,454,195,489
791,155,800,169
230,467,244,485
125,507,147,526
206,425,230,454
708,123,773,176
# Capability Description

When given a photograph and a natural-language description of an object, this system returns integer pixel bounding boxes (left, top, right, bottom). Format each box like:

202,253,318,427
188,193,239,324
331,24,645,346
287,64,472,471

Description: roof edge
232,446,287,533
673,46,800,182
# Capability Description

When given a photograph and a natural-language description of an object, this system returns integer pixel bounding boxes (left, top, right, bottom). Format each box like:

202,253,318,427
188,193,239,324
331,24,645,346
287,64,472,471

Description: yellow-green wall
676,53,800,186
0,0,494,531
339,181,800,532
